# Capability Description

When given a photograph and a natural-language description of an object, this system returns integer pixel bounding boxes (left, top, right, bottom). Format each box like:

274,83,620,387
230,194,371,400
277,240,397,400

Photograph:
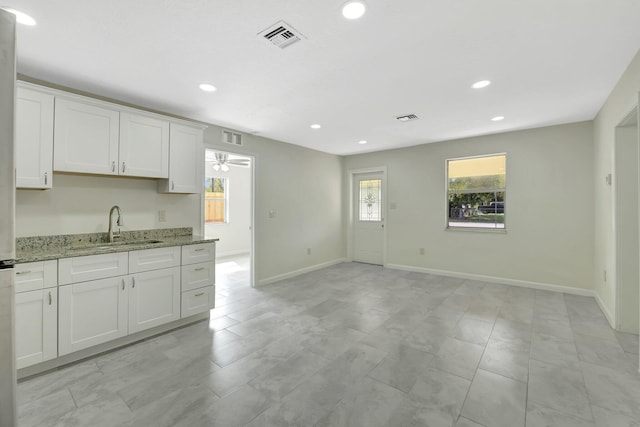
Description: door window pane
359,179,382,221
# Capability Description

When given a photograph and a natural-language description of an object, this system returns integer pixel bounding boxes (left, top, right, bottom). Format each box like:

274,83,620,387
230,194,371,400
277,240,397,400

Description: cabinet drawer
15,260,57,293
58,252,128,285
181,262,215,292
181,243,215,265
129,246,180,273
181,286,215,318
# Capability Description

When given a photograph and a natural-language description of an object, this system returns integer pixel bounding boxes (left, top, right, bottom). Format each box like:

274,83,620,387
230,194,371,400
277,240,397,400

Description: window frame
445,153,507,232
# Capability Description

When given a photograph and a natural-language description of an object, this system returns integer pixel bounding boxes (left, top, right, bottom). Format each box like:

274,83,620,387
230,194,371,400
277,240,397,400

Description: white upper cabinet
159,123,203,194
119,112,169,178
54,97,120,175
16,86,54,189
23,81,205,185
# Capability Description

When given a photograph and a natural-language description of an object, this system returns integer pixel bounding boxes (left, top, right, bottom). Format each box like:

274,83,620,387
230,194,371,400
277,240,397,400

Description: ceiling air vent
258,20,304,49
395,113,419,122
222,129,243,146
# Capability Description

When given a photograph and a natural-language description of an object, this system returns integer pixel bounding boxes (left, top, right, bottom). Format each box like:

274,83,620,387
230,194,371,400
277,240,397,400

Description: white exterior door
353,172,385,265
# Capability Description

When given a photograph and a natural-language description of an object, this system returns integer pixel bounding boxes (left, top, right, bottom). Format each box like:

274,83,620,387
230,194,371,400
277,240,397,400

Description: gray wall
344,121,595,291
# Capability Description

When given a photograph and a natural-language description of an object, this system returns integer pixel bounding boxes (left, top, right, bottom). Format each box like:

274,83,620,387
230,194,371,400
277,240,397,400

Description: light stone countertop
16,227,218,264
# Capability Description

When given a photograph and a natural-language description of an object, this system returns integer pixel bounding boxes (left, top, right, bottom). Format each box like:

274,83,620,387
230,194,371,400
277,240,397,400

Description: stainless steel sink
68,240,163,251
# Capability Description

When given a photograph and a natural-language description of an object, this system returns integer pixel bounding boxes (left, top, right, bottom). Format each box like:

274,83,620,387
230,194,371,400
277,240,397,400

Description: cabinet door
159,123,202,193
129,267,180,334
58,277,128,355
54,98,119,175
16,87,54,189
15,288,57,369
119,112,169,178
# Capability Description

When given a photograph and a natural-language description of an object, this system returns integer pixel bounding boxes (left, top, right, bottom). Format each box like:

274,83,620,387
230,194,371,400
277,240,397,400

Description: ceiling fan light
213,164,220,171
221,164,230,172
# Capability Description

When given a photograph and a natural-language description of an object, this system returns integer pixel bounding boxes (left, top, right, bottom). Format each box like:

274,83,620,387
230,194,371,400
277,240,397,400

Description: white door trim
201,145,257,288
347,166,388,266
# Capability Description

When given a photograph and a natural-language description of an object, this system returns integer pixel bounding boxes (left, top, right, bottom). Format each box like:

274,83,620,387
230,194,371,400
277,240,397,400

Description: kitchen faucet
108,205,124,243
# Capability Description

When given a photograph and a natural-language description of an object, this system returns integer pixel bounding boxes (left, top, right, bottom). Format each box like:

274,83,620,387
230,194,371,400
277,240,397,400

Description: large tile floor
17,262,640,427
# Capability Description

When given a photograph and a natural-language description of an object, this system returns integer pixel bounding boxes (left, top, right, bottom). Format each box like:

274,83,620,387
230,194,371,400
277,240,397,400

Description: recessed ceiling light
199,83,217,92
358,140,367,145
342,1,366,19
310,124,321,129
491,116,505,121
472,80,491,89
2,8,36,26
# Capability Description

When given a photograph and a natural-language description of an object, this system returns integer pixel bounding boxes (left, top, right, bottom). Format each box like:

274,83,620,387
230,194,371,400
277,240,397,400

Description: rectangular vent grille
259,20,304,49
222,130,243,146
396,113,419,122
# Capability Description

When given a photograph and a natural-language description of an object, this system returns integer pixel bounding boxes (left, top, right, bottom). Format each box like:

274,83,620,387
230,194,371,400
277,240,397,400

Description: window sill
445,226,507,234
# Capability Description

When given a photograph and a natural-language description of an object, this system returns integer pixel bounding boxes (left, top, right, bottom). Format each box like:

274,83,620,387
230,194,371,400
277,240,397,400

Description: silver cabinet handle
112,161,116,172
44,172,48,185
132,277,136,288
16,270,31,275
122,162,126,173
122,279,125,290
194,292,204,297
195,267,205,271
194,248,205,252
48,291,52,305
171,181,175,190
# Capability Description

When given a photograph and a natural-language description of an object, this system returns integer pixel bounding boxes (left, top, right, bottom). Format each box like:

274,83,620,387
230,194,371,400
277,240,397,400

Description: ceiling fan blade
227,160,250,166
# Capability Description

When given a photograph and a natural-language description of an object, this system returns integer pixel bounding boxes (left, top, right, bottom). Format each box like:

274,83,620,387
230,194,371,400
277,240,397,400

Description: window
204,177,228,223
359,179,382,221
447,154,506,229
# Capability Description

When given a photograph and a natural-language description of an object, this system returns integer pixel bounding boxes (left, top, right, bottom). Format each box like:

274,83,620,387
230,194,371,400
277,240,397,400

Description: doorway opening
203,149,255,291
348,167,387,266
614,106,639,334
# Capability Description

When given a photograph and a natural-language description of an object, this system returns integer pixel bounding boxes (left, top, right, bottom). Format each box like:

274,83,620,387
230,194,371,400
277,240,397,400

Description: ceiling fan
211,152,250,172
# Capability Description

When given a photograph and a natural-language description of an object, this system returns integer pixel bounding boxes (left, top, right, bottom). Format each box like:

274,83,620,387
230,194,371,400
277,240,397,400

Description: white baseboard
258,258,347,287
386,263,595,297
594,291,616,328
216,250,250,258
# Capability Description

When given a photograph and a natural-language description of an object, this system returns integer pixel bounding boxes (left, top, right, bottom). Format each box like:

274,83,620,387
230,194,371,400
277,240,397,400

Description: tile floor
17,262,640,427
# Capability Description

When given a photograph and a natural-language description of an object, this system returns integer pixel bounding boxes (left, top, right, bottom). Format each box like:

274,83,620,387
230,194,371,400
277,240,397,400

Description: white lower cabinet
129,267,181,334
59,276,128,356
25,242,216,365
15,260,58,369
15,288,57,369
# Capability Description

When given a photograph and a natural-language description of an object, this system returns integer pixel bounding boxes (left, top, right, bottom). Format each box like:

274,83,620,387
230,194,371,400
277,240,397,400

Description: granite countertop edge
16,228,219,264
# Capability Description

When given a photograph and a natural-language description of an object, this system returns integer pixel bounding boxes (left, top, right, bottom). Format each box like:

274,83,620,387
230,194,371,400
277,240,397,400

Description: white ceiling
12,0,640,155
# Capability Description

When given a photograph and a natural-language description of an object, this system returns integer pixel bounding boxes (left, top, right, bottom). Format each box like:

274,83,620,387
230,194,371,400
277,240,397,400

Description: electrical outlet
158,210,166,222
307,248,311,255
419,248,425,255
